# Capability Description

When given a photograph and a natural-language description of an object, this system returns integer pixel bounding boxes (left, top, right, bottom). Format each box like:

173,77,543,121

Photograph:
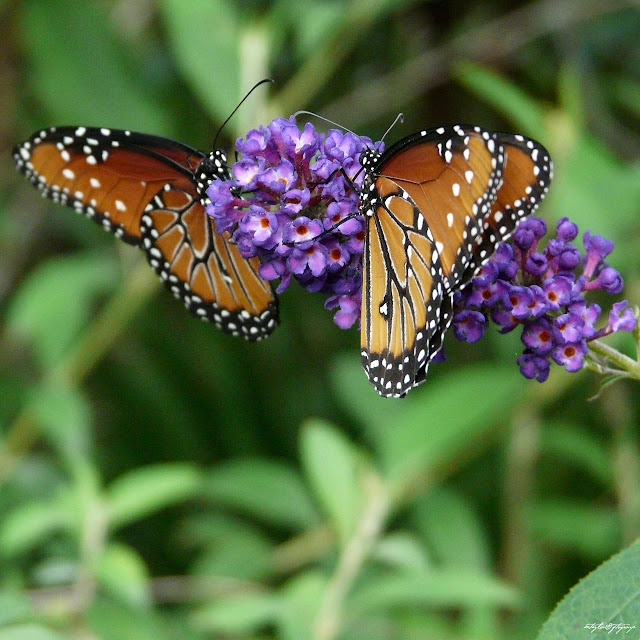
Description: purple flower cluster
452,217,637,381
206,117,381,328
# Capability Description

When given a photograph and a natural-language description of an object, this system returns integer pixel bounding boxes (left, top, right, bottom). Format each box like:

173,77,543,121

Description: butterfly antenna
213,78,274,149
293,110,358,137
381,112,404,143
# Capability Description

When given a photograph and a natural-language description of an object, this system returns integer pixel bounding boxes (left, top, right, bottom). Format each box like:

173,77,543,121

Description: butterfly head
195,149,231,203
358,147,383,213
360,147,381,169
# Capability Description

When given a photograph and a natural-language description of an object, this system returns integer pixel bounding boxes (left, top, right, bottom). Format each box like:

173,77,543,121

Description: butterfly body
359,124,552,397
13,126,278,341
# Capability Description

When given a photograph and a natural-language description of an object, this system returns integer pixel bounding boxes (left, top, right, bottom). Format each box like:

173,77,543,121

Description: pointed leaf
189,514,273,581
413,488,491,570
350,568,519,612
205,457,320,531
300,419,363,543
0,500,71,557
19,0,169,129
29,383,92,468
333,358,524,489
159,0,240,123
96,543,151,608
106,464,203,529
372,532,430,571
278,571,327,640
455,62,547,137
540,421,613,487
537,540,640,640
7,253,119,368
531,500,620,560
194,593,281,634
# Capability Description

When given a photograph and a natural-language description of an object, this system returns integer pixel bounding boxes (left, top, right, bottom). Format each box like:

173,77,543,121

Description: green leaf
106,463,203,530
413,488,491,570
0,592,32,626
278,571,327,640
7,253,119,368
0,626,66,640
188,514,273,581
332,358,525,490
88,597,173,640
540,422,613,487
19,0,170,130
205,457,320,531
269,0,343,61
372,532,430,571
350,568,519,612
159,0,240,123
531,500,620,560
0,500,71,558
300,419,363,544
28,383,92,469
537,540,640,640
455,62,548,137
194,593,281,634
96,543,151,608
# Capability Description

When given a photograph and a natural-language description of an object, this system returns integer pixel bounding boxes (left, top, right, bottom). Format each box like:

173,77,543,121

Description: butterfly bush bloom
452,217,637,381
206,117,381,326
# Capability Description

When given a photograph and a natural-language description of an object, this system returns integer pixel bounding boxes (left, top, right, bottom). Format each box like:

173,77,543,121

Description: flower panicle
452,216,637,381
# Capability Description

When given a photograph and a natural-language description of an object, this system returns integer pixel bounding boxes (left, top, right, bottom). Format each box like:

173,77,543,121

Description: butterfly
13,126,279,341
357,124,553,397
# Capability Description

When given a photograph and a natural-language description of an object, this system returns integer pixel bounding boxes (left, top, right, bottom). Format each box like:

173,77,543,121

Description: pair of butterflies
13,119,551,397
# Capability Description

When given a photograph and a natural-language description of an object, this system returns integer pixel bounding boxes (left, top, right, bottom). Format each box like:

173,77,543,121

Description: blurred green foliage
2,0,640,638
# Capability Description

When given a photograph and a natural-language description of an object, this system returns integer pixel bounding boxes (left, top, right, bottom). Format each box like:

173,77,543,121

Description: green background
2,1,640,638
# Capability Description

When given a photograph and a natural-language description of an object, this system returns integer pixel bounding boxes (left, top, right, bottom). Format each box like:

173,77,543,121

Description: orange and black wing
360,176,447,398
462,132,553,282
376,125,506,294
13,126,278,340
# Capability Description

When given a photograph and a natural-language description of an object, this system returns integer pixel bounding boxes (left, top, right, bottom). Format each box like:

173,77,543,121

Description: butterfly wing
462,132,553,283
376,125,505,294
13,126,278,340
361,176,446,398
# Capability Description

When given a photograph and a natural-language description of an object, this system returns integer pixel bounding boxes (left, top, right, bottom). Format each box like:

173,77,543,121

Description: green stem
312,471,389,640
501,410,540,585
588,339,640,380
